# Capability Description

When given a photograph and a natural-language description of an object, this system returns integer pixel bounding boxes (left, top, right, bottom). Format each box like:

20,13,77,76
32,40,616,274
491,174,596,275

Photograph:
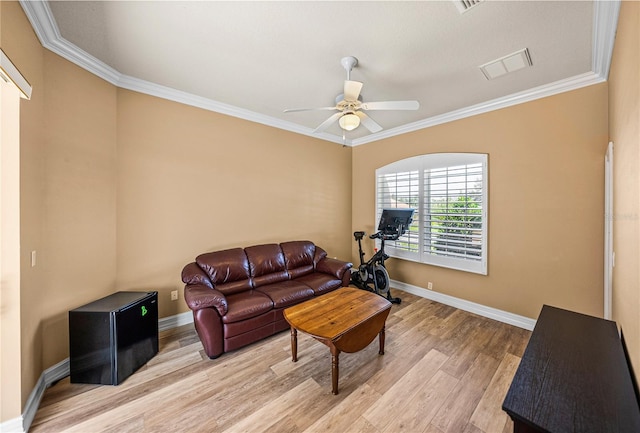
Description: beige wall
609,0,640,377
2,0,46,416
115,90,352,318
1,66,23,423
2,0,638,424
3,0,119,413
2,2,352,420
12,12,45,419
40,52,118,367
353,84,609,320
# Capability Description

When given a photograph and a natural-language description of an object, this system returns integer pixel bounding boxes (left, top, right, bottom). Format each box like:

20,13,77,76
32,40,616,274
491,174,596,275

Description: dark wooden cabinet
503,305,640,433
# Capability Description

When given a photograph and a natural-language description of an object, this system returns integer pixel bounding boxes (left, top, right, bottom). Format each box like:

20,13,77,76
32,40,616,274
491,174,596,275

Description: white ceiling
21,1,619,146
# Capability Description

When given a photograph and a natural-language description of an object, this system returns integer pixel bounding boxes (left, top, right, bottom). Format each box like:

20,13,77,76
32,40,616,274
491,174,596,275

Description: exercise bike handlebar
369,223,406,241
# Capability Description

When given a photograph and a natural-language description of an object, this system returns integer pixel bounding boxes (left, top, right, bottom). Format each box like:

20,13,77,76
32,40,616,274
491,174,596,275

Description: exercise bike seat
353,231,366,241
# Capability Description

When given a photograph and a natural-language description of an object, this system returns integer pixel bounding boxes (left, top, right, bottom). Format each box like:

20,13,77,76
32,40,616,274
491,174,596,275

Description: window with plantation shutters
376,153,487,275
376,170,420,255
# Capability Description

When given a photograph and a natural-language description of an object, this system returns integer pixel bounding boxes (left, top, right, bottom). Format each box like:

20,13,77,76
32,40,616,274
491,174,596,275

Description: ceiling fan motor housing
335,93,363,105
341,56,358,77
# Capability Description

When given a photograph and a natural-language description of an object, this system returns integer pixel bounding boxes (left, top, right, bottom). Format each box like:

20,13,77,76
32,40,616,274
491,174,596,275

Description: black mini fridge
69,291,159,385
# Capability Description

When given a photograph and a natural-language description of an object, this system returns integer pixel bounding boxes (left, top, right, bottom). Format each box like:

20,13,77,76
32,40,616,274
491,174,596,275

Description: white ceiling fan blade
360,100,420,110
344,80,363,102
284,106,337,113
355,111,383,133
313,112,343,133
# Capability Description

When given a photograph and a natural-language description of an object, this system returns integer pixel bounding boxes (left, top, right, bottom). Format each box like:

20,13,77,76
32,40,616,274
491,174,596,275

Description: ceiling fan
284,56,420,134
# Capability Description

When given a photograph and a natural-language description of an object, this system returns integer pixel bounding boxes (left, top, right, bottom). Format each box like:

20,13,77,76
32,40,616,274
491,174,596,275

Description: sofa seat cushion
296,273,343,295
256,280,314,308
223,310,276,338
224,322,278,353
222,291,273,324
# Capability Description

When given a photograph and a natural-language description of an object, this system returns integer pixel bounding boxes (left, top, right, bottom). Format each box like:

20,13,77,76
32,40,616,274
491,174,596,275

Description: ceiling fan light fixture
339,113,360,131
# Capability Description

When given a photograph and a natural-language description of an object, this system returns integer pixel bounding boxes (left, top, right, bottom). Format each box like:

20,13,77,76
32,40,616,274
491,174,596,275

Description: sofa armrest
316,257,353,285
184,284,228,317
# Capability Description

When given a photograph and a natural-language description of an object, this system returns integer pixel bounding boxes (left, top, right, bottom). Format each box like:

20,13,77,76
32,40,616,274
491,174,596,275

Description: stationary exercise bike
351,208,415,304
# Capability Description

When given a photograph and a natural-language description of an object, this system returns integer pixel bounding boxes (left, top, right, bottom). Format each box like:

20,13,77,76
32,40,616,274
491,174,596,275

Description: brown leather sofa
182,240,352,359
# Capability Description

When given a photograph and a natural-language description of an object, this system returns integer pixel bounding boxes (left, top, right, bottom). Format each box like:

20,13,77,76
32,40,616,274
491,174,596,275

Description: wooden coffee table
283,287,392,394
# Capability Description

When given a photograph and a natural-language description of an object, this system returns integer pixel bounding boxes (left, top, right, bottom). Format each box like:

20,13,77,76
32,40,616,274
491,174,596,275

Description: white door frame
604,141,613,320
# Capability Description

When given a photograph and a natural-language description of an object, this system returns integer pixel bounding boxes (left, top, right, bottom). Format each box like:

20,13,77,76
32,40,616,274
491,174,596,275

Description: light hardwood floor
30,290,530,433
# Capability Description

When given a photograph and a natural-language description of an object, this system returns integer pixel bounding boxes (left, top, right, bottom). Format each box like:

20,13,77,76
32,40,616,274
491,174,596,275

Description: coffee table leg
290,327,298,362
331,346,340,395
379,325,386,355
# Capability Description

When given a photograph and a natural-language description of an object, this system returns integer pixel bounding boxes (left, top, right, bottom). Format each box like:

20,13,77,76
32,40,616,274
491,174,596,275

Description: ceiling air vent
453,0,483,14
479,48,533,80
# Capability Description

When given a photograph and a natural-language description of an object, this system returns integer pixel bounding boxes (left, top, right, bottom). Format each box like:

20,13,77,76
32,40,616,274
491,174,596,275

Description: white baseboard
0,416,23,433
391,279,536,331
159,310,193,331
0,357,70,433
2,311,194,433
5,293,528,433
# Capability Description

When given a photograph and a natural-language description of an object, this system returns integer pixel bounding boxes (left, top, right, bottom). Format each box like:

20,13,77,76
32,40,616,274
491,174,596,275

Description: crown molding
19,0,121,85
592,0,621,80
352,0,620,147
350,71,605,146
20,0,619,147
117,74,345,145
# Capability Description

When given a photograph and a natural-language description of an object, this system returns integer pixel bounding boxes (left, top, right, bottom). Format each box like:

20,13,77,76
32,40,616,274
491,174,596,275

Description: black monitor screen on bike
377,208,415,236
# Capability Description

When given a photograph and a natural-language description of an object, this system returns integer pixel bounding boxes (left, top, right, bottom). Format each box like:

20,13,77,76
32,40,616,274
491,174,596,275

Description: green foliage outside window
429,195,482,257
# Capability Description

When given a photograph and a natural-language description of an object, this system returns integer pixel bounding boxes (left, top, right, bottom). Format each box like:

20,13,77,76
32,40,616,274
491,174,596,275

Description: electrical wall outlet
427,281,433,290
171,290,178,301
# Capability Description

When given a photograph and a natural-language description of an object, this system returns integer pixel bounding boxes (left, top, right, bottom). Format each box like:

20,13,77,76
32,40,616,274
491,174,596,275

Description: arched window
376,153,488,274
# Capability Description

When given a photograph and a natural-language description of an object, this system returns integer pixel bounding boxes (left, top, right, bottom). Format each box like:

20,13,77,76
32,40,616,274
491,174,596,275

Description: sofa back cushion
281,241,315,279
196,248,252,295
245,244,289,287
313,245,328,265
